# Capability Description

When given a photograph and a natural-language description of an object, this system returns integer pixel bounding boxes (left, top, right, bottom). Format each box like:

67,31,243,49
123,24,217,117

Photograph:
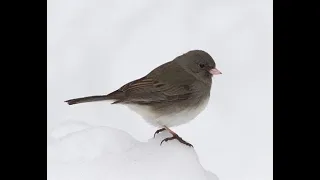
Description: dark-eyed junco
65,50,222,147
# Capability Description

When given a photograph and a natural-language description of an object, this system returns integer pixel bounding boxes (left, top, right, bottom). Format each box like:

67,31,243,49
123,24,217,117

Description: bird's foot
160,133,193,147
153,128,166,138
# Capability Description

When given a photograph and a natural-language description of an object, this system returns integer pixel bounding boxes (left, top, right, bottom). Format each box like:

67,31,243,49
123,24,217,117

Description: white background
47,0,273,180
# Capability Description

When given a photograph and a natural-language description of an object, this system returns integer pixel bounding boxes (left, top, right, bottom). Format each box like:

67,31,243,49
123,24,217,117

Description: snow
47,122,219,180
48,0,273,179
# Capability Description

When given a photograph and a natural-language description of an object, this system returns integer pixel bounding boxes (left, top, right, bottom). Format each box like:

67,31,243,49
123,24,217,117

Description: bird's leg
153,128,166,138
160,126,193,147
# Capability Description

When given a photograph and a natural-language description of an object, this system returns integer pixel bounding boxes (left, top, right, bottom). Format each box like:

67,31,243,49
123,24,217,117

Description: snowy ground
48,0,273,180
48,122,218,180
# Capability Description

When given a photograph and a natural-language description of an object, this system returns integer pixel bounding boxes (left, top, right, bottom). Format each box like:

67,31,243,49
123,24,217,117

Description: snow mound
47,122,218,180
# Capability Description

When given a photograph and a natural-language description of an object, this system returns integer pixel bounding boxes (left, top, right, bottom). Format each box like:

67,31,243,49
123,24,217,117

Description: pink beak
209,68,222,75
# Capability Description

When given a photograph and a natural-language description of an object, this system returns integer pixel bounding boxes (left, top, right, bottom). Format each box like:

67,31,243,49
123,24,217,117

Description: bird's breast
125,95,210,128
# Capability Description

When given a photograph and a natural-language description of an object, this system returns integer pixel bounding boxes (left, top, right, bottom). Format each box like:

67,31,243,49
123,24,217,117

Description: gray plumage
65,49,220,129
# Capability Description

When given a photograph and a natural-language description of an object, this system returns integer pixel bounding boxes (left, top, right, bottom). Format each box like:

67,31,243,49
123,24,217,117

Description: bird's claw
160,135,193,147
153,128,166,138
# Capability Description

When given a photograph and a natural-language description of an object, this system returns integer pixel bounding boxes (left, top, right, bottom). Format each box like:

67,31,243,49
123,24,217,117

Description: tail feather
65,90,125,105
65,95,110,105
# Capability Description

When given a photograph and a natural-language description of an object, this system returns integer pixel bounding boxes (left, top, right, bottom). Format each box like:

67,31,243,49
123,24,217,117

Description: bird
65,50,222,147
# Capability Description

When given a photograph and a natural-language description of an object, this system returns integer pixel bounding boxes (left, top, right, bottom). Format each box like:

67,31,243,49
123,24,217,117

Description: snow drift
47,121,219,180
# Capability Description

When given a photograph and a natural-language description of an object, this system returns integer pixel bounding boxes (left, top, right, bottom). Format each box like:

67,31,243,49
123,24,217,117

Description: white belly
125,97,209,128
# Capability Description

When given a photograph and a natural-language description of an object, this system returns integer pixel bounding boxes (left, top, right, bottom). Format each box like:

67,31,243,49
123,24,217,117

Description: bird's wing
107,62,197,104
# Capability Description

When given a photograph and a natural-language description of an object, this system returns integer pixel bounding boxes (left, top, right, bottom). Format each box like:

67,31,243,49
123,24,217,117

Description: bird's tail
65,95,110,105
65,90,125,105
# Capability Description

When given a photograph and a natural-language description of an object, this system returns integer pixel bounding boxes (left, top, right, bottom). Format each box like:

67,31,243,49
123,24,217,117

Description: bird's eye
199,63,205,68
